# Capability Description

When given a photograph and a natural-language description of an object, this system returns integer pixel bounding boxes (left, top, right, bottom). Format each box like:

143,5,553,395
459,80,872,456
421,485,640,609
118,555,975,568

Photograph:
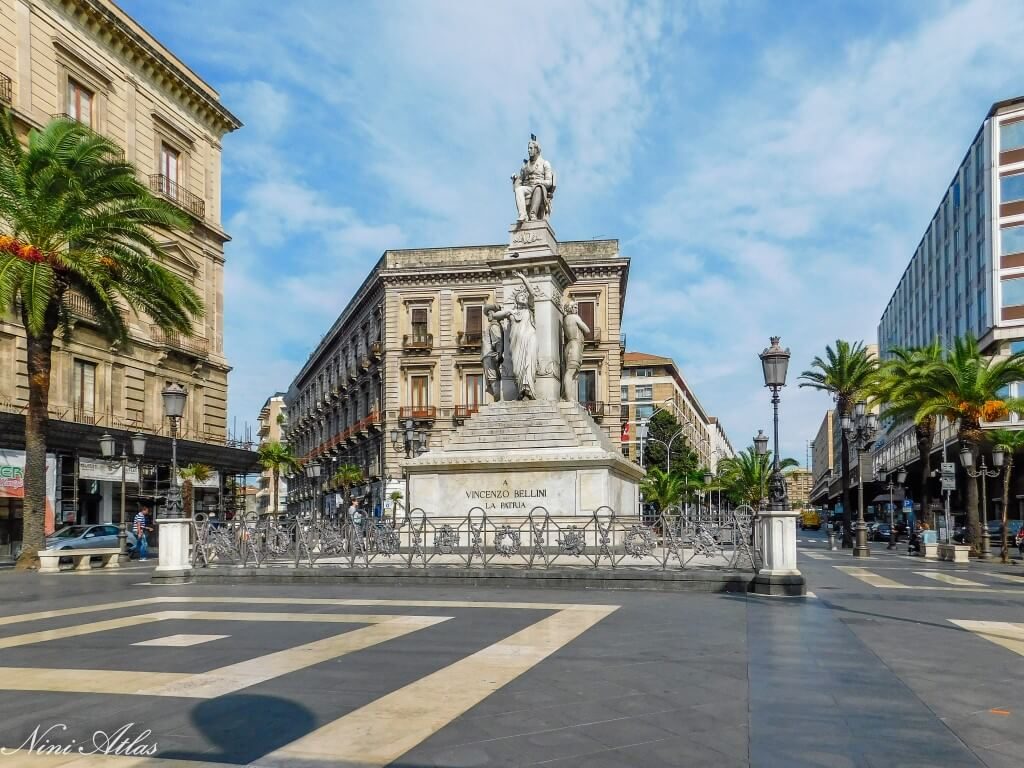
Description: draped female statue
492,271,537,400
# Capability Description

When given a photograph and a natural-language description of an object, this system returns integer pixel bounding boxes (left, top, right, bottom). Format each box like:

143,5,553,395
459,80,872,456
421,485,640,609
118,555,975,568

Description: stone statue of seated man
512,134,555,223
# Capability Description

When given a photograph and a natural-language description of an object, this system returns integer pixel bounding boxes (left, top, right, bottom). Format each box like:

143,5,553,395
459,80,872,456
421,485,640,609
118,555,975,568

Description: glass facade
1001,173,1024,203
1002,277,1024,308
1001,121,1024,152
1002,225,1024,256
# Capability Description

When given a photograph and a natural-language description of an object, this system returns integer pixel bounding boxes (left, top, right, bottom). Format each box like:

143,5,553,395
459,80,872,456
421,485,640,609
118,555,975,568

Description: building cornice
56,0,242,135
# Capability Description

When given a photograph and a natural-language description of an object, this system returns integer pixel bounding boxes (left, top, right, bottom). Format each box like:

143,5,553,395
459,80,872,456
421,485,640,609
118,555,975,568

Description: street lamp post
877,464,907,550
161,383,188,519
959,445,1003,560
753,429,768,509
841,399,879,558
758,338,791,511
99,431,146,563
390,419,428,514
304,459,322,522
155,382,189,581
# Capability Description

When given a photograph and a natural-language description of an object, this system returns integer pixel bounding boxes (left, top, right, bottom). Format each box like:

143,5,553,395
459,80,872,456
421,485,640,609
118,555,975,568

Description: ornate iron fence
190,506,758,571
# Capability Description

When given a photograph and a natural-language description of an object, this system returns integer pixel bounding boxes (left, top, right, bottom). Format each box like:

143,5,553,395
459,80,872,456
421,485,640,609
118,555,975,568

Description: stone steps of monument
459,421,571,433
448,428,577,442
443,439,583,451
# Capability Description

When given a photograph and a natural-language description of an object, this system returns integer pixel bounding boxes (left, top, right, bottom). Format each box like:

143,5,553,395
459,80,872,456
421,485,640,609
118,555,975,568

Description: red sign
621,422,630,442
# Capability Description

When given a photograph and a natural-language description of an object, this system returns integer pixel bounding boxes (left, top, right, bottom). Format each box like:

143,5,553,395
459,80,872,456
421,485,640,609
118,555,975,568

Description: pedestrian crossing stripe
802,551,832,560
834,566,907,588
914,571,986,587
986,572,1024,583
950,621,1024,657
835,566,1024,592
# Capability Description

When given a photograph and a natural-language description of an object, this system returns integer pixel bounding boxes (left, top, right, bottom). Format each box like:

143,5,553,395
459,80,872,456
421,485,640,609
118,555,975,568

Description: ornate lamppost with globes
391,419,428,514
758,337,791,511
99,431,146,562
959,445,1003,560
841,399,878,558
160,382,188,518
751,337,805,596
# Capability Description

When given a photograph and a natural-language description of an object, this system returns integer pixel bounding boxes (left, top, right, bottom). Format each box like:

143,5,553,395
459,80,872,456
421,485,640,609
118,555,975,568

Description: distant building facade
255,393,287,515
619,351,731,471
785,469,813,510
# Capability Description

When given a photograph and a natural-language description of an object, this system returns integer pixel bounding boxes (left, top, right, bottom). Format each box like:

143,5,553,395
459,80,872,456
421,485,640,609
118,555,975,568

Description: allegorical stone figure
481,303,504,400
492,271,537,400
561,300,590,402
511,134,555,224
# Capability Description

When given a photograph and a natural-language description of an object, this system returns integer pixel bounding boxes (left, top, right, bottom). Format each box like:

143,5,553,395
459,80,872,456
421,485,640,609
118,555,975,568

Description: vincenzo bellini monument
405,136,645,517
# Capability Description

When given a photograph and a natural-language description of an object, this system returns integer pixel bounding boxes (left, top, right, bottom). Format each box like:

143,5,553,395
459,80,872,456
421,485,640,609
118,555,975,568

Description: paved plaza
0,545,1020,767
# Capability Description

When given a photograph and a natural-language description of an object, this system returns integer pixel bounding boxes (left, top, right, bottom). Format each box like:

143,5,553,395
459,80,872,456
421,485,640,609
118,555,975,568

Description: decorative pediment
156,241,201,276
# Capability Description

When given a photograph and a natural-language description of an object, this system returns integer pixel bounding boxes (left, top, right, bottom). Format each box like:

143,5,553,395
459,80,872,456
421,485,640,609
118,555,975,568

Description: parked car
45,524,138,553
871,522,892,542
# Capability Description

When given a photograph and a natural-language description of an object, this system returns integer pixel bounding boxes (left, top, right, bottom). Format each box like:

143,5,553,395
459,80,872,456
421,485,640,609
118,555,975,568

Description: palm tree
869,340,943,527
332,463,364,518
640,467,685,515
799,340,878,547
256,441,300,518
718,448,799,507
914,335,1024,552
0,111,201,569
179,463,213,518
985,429,1024,564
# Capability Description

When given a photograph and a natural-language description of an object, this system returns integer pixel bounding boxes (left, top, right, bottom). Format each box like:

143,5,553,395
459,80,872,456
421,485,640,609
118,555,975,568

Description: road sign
941,476,956,491
940,462,956,475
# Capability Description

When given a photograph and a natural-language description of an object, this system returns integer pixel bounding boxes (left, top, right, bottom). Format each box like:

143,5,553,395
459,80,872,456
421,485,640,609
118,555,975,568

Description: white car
45,524,139,553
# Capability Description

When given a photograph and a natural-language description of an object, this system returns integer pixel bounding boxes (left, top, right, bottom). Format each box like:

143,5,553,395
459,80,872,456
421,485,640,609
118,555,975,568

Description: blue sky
120,0,1024,462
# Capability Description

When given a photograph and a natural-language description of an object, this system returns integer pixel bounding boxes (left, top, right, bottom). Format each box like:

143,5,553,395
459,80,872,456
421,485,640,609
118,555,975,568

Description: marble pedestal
406,400,643,518
751,508,806,596
154,517,192,583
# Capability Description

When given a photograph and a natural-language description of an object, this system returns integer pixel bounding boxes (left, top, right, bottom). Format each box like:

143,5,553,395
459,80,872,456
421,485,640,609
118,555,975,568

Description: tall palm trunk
183,480,194,518
916,419,934,528
1000,455,1013,564
963,438,982,555
272,467,280,519
16,301,60,570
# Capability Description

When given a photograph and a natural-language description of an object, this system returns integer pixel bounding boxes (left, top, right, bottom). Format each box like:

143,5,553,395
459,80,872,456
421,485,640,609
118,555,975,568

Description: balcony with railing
0,74,11,105
582,401,605,422
370,340,383,360
149,174,205,220
399,405,436,421
453,404,480,424
583,327,602,348
402,332,433,352
456,331,483,350
63,291,128,326
150,324,210,358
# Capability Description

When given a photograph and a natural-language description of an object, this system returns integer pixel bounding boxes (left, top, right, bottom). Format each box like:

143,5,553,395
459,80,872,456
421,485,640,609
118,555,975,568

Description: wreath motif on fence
494,525,521,557
623,525,656,558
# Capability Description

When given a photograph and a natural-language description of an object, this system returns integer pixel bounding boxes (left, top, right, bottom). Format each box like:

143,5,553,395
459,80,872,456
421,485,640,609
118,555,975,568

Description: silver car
45,524,138,552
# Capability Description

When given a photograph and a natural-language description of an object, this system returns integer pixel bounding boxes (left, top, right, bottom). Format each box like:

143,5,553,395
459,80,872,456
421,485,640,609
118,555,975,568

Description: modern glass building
874,96,1024,506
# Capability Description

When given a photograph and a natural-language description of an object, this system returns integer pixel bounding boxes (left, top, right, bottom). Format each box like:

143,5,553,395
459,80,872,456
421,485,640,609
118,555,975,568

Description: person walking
133,506,152,560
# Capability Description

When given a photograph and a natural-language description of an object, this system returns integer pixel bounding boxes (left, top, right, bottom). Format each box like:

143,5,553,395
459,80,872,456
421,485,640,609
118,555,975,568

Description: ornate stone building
0,0,253,550
284,240,628,516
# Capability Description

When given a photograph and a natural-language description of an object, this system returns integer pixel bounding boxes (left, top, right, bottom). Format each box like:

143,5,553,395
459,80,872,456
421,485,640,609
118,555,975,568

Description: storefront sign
79,458,139,484
0,450,58,534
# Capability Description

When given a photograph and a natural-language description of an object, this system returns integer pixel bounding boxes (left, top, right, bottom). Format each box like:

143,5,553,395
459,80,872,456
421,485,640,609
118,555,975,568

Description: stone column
751,508,806,596
490,220,576,402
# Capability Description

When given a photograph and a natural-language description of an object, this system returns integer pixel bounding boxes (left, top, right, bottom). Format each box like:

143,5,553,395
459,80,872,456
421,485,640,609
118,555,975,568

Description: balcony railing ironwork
0,73,11,105
402,332,433,351
583,327,602,346
453,404,480,423
582,401,605,421
456,331,483,349
149,174,205,219
63,291,128,325
399,405,436,421
370,340,383,359
150,324,210,357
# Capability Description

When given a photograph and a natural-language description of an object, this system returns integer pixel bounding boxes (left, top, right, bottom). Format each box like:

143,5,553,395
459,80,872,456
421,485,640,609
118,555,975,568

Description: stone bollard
827,530,837,551
153,517,192,583
751,508,806,596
